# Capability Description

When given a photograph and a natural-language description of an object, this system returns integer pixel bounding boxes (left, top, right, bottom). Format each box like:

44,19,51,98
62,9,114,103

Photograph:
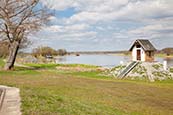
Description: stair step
118,61,139,79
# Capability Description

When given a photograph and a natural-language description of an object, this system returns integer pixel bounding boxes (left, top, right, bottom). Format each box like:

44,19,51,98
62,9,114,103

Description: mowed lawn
0,62,173,115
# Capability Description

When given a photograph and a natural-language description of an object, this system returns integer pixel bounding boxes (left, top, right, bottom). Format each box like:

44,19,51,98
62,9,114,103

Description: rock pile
108,62,173,82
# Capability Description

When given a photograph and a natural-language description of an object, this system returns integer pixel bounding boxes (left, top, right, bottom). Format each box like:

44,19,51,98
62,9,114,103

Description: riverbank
155,53,173,58
13,52,173,68
0,60,173,115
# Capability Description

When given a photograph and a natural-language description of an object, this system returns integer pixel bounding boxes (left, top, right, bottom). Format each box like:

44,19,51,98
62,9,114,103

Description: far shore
67,51,129,55
66,51,173,58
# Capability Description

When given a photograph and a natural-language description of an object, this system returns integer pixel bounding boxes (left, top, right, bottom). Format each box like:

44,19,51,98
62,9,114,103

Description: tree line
0,41,67,58
32,46,67,57
157,48,173,56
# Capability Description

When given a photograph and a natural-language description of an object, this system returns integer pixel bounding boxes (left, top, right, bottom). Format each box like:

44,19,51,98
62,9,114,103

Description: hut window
149,51,152,57
136,45,141,48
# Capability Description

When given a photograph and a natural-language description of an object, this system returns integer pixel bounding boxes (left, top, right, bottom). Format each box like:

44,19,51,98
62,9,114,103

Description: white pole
120,61,124,65
163,61,167,71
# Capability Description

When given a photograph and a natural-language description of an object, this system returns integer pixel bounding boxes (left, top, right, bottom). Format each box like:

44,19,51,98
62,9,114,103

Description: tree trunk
4,41,20,70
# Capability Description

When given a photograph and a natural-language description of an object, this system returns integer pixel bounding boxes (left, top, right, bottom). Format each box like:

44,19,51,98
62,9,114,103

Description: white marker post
163,61,167,71
120,61,124,65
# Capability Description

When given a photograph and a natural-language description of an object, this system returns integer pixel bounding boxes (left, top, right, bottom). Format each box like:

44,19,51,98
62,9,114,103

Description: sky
29,0,173,51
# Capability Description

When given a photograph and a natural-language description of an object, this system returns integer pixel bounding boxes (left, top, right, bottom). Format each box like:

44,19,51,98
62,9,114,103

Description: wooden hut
129,39,156,62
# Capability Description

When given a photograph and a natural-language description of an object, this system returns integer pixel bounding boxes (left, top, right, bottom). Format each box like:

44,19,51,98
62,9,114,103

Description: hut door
137,50,141,61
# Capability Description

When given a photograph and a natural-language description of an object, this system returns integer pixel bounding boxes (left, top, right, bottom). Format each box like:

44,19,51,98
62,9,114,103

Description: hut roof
129,39,156,51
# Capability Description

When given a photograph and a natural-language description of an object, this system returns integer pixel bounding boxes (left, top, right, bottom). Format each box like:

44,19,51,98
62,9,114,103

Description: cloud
43,23,89,33
128,18,173,39
35,23,96,42
31,0,173,51
40,0,75,10
42,0,173,23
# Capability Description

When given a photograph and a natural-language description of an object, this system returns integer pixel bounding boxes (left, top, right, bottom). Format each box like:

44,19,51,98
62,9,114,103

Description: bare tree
0,0,49,70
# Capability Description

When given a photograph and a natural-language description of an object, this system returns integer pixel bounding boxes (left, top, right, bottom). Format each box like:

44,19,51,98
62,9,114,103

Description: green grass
170,68,173,73
26,63,99,69
57,63,99,68
0,63,173,115
25,63,58,69
0,58,5,68
152,64,161,70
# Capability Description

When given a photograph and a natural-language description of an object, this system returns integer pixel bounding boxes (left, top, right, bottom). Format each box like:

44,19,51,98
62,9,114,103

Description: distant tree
57,49,67,56
162,48,173,56
32,46,57,57
0,0,50,70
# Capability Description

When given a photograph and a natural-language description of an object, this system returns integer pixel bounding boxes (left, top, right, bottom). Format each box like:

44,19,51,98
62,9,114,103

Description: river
55,54,173,68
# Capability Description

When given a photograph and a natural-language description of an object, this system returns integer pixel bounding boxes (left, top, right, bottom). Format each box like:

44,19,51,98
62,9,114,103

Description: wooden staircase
118,61,139,79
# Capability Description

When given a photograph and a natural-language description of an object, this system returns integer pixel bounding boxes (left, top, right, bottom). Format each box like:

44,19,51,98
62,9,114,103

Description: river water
55,54,173,68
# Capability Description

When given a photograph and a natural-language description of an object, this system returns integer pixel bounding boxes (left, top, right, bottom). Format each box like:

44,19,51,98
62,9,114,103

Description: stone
0,86,21,115
108,62,173,82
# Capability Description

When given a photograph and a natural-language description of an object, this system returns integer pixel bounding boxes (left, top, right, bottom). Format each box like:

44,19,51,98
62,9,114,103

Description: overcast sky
29,0,173,51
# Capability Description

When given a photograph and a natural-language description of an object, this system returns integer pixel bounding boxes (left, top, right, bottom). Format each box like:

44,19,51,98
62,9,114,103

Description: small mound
108,62,173,82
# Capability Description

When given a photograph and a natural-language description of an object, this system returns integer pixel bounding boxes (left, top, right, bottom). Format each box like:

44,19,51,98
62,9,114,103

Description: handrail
118,61,139,79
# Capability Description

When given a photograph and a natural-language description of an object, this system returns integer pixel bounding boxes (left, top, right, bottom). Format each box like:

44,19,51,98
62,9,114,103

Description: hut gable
129,39,156,62
129,39,156,51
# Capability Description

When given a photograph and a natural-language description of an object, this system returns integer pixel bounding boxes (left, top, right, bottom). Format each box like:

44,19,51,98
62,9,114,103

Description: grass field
0,61,173,115
0,58,5,69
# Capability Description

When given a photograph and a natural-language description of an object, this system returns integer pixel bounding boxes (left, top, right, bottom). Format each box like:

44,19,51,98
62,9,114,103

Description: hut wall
145,51,155,62
132,46,137,61
132,45,146,61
